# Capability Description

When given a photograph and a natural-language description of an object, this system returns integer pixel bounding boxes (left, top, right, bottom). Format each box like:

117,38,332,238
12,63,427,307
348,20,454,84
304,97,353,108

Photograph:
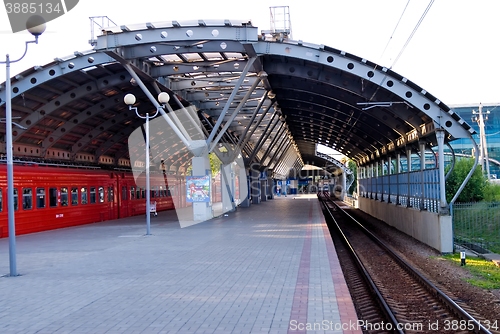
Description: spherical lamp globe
158,92,170,104
124,94,136,106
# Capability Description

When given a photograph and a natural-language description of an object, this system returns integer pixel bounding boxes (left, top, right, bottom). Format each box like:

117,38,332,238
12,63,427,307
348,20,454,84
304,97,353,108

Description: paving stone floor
0,195,360,334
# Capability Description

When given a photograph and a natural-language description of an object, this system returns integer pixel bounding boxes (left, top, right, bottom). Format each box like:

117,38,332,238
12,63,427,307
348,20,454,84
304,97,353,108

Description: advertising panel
186,176,211,202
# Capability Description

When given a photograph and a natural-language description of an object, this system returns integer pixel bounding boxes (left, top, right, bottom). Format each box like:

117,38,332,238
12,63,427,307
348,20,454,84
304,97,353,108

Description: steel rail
318,193,403,334
321,193,493,334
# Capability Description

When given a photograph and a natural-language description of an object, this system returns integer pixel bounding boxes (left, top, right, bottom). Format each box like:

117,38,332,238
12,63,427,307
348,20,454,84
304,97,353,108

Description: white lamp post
1,16,46,277
124,92,170,235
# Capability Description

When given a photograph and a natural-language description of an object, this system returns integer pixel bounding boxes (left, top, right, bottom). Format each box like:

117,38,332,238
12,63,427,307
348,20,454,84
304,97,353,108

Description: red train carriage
0,164,186,238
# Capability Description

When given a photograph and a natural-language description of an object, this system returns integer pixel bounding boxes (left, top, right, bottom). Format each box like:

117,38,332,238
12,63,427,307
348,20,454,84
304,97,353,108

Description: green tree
210,152,222,176
348,160,358,195
186,152,222,176
445,158,487,203
483,182,500,202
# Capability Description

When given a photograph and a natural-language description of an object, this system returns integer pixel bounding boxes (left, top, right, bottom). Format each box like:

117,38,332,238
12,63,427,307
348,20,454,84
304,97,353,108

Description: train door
106,185,113,220
116,173,128,219
120,183,129,218
107,182,118,220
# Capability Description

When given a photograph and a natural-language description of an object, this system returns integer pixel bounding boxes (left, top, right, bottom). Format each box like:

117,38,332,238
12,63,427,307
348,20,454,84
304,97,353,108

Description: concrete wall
358,197,453,253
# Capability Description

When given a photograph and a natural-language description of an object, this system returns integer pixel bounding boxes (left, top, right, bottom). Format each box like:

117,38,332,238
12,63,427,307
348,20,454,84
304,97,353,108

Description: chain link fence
452,202,500,254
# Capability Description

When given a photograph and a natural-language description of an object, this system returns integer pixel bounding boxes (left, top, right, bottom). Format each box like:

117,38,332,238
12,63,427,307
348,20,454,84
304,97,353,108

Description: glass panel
36,188,45,209
23,188,32,210
13,188,18,211
49,187,57,207
122,186,127,201
71,187,78,205
81,187,87,205
90,187,96,204
131,186,135,200
98,187,104,203
61,187,68,206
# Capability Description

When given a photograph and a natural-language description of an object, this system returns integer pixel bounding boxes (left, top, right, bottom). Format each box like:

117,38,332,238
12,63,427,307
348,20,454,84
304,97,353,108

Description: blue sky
1,0,499,105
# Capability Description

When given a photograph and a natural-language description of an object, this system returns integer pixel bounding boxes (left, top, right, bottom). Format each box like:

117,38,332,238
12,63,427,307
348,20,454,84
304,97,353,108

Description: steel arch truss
0,19,474,175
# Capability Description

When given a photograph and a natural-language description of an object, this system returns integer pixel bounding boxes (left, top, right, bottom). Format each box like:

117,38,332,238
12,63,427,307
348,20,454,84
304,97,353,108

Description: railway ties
318,192,494,334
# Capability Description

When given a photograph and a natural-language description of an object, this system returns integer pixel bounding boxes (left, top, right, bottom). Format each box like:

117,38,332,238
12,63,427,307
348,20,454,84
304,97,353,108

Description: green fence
452,202,500,254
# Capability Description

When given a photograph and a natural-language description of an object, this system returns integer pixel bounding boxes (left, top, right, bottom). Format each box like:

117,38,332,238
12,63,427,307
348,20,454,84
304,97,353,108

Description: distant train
0,163,224,238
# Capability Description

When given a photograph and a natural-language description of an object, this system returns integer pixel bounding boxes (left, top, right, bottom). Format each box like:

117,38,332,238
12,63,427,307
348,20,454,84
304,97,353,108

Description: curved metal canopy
0,19,475,177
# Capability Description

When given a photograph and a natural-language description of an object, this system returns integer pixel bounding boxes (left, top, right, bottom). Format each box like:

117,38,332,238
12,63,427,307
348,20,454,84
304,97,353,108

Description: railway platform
0,195,360,334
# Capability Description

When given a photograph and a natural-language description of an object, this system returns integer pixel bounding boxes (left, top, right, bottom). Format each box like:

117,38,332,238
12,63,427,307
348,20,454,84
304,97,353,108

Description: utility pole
472,103,491,181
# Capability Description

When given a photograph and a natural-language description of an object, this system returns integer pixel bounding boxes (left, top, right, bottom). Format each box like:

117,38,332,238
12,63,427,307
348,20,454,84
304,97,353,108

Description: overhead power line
391,0,435,68
378,0,412,64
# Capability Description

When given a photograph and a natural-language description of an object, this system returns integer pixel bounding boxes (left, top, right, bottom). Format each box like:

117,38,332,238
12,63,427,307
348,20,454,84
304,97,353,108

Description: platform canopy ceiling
0,20,475,176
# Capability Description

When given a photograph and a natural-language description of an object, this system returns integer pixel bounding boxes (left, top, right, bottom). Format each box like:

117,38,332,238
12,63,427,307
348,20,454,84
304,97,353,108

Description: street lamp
124,92,170,235
1,16,46,277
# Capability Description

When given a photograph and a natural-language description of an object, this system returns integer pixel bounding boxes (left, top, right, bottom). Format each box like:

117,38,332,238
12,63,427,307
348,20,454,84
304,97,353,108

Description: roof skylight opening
317,143,346,160
81,66,97,72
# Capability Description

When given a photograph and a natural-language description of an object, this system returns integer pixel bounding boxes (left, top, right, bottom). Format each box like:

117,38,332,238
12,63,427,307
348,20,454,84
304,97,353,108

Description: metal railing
359,168,440,213
452,202,500,254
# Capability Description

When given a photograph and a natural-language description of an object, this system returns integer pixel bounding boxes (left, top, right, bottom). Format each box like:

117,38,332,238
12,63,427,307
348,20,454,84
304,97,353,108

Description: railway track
318,193,495,334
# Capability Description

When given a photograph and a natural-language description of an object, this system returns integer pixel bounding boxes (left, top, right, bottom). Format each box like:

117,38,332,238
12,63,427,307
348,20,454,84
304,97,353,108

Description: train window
81,187,88,205
141,187,145,199
0,189,2,212
23,188,33,210
136,187,140,199
122,186,127,201
71,187,78,205
151,188,155,198
13,188,18,211
49,188,57,207
109,187,114,202
130,186,135,200
90,187,96,204
98,187,104,203
61,187,68,206
36,188,46,209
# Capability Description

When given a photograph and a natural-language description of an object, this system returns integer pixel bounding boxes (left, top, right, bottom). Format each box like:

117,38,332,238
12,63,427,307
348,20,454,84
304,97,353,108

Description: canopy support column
396,152,401,205
419,140,426,210
249,162,261,204
260,123,285,164
406,146,412,207
388,155,393,203
209,71,261,153
122,64,194,151
248,112,279,164
436,129,448,213
445,142,456,180
206,57,257,146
